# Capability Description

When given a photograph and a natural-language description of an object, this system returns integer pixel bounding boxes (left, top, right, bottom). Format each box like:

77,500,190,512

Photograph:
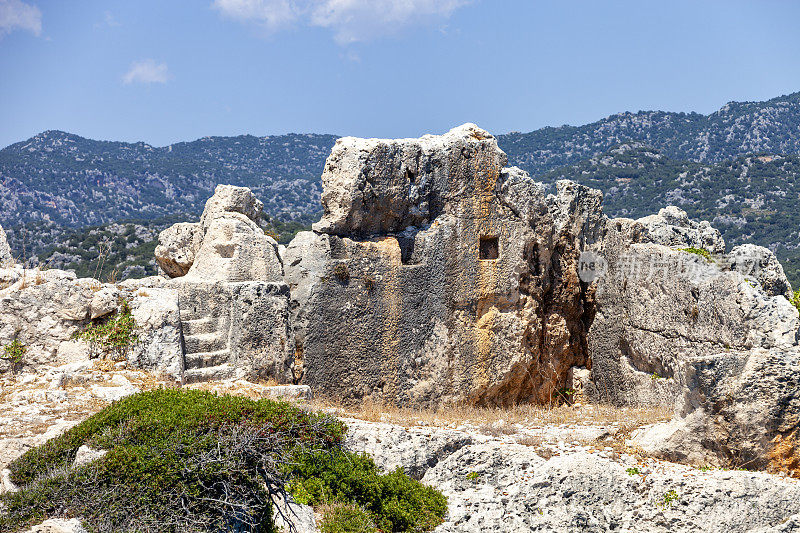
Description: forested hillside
4,91,800,284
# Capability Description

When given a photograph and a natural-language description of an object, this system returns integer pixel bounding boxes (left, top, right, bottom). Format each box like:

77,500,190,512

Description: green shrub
1,338,26,368
0,390,445,533
72,299,139,360
1,389,345,533
319,502,378,533
790,289,800,317
287,449,447,532
660,489,680,508
678,247,712,262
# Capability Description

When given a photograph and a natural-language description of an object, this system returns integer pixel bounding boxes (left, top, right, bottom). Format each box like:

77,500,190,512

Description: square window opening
479,236,499,260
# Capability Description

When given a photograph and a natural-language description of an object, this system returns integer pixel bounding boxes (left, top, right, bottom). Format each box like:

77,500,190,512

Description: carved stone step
183,332,227,354
181,316,221,336
183,364,236,384
184,349,231,369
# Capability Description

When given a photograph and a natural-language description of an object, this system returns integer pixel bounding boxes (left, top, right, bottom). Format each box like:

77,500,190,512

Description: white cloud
122,59,170,85
95,11,120,29
212,0,469,44
0,0,42,37
213,0,298,32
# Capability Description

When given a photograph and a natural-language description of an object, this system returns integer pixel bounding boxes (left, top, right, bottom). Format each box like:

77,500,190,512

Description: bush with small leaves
287,449,447,533
0,389,445,533
319,502,377,533
72,299,138,360
1,338,26,370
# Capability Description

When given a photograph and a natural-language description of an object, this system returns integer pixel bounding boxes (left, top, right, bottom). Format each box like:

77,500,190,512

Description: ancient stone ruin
2,123,800,474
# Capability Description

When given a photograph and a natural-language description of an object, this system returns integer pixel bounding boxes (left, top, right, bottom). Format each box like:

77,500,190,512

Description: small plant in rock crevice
1,338,26,371
659,489,680,508
678,247,712,262
332,263,350,283
790,289,800,317
72,298,139,360
625,467,640,476
466,471,480,482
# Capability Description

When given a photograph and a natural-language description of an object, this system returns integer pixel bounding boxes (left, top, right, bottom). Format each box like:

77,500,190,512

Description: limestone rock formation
345,418,800,532
726,243,792,298
155,185,276,280
0,224,12,267
289,124,601,407
199,183,264,230
0,267,184,379
633,205,726,253
142,184,292,383
184,213,282,283
590,218,800,470
154,222,203,277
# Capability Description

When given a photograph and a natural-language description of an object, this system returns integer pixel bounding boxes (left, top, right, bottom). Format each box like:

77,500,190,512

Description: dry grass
307,397,673,430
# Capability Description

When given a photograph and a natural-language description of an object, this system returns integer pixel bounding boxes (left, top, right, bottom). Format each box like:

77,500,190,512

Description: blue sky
1,0,799,148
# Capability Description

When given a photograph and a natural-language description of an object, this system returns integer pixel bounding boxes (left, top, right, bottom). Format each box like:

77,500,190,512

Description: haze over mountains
4,91,800,282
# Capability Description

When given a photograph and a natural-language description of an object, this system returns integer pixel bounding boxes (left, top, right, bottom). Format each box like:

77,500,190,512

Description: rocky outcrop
632,206,726,253
0,224,12,267
590,216,800,470
155,184,277,280
288,124,601,407
0,267,184,379
0,185,293,386
6,124,800,478
726,243,792,298
154,222,202,277
345,418,800,533
184,213,282,283
199,183,265,230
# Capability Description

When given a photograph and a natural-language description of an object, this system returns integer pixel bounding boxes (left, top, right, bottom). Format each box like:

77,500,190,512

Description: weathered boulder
184,213,283,283
725,243,792,298
155,185,268,279
154,222,203,277
200,183,264,230
633,206,725,253
289,124,602,407
127,287,184,380
589,218,800,470
0,223,12,267
0,267,184,379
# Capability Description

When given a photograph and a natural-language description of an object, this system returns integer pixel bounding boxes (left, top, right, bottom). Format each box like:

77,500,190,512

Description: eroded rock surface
154,222,203,277
0,224,12,267
290,125,601,407
345,419,800,533
591,219,800,471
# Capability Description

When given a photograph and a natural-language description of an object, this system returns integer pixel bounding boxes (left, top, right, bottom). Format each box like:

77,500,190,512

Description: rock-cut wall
285,124,604,407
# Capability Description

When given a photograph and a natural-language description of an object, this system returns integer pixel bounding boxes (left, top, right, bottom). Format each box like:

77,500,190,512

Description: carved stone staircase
179,303,236,384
